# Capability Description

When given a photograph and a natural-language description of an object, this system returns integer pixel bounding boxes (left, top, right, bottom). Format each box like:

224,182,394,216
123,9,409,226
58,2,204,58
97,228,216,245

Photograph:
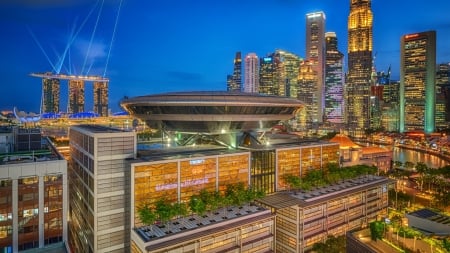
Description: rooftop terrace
135,203,268,244
258,175,393,209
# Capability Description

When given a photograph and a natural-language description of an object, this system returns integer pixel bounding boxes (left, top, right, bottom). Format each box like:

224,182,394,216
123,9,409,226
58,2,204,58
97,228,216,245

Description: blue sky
1,0,450,113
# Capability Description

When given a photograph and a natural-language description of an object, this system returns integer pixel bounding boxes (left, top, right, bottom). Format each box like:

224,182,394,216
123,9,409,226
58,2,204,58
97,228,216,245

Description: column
12,179,18,253
38,176,44,248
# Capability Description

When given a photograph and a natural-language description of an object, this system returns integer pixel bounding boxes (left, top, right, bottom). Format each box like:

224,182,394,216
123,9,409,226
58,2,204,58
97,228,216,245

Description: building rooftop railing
134,203,268,243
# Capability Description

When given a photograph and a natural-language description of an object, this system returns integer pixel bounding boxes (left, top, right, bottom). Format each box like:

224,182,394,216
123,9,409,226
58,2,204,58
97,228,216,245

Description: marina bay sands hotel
30,72,109,116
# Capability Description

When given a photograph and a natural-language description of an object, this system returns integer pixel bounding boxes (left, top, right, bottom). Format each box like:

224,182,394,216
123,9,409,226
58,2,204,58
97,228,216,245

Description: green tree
312,235,346,253
189,195,206,217
137,203,157,230
369,221,385,241
415,162,428,191
394,161,403,169
155,198,175,231
283,174,302,190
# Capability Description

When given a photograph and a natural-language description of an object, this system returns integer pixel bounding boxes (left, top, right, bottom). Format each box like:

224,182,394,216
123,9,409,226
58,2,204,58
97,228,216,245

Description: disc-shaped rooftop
121,91,303,134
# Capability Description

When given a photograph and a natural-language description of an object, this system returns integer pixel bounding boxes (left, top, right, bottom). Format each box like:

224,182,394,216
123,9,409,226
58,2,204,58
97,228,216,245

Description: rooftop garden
136,182,266,242
283,163,378,191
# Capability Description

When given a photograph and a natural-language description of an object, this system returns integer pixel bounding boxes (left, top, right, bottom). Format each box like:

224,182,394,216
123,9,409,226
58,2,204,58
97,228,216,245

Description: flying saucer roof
121,91,304,133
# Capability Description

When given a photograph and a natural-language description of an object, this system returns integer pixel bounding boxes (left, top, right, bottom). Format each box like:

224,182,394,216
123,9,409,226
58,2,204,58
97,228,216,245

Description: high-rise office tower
227,52,242,92
244,53,259,93
306,12,326,123
258,51,301,97
93,81,109,116
400,31,436,133
346,0,373,136
273,50,301,97
259,56,276,95
68,80,85,114
41,77,60,113
298,60,318,129
324,32,344,124
68,125,136,253
436,63,450,128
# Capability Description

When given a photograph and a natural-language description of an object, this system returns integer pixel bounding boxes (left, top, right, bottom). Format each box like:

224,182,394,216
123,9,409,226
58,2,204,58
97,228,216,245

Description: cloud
73,38,107,61
167,71,203,81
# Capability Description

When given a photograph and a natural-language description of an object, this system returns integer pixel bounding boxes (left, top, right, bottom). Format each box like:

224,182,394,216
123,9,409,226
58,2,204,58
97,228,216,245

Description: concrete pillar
12,179,18,253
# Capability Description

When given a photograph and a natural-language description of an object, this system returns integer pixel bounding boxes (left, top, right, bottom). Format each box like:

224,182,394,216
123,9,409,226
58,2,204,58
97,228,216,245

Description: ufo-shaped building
121,91,303,134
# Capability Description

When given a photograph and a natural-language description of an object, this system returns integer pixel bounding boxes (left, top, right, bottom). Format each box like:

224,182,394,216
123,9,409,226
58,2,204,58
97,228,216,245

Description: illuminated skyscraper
41,77,60,113
400,31,436,133
273,50,301,97
244,53,259,93
436,63,450,128
227,52,242,91
68,80,85,114
346,0,373,136
306,12,326,123
298,60,318,129
324,32,344,123
93,81,109,116
259,56,276,95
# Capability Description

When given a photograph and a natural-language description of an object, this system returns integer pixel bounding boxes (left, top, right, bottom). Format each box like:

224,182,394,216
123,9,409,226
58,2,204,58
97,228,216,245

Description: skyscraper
306,12,326,123
93,81,109,116
41,77,60,114
259,56,276,95
227,52,242,92
324,32,344,124
68,80,85,114
273,50,301,97
298,60,318,129
346,0,373,136
436,63,450,128
400,31,436,133
244,53,259,93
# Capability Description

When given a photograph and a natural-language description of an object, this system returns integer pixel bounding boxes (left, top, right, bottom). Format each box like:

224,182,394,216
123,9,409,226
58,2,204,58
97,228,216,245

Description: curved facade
121,91,303,133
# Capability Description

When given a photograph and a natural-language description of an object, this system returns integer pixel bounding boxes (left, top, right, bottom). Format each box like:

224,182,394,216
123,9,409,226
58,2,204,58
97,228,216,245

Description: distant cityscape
1,1,450,253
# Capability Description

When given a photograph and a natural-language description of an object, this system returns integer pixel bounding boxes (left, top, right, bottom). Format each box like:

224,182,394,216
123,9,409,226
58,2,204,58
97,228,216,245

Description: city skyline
1,0,450,112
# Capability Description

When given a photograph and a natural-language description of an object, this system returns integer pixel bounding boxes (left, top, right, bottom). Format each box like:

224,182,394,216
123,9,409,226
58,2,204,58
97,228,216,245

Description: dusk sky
1,0,450,113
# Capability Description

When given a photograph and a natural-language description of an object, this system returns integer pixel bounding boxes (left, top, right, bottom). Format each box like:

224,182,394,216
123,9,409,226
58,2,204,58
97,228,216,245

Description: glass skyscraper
227,52,242,92
306,12,326,123
400,31,436,133
259,56,276,95
324,32,344,124
346,0,373,137
274,50,301,98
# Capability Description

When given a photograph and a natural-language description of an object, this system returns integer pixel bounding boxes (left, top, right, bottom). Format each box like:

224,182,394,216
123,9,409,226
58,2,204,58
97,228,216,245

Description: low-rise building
406,208,450,236
257,175,394,252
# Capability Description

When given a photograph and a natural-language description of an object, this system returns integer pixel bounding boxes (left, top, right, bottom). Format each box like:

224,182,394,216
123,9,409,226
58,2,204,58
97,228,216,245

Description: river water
392,147,449,169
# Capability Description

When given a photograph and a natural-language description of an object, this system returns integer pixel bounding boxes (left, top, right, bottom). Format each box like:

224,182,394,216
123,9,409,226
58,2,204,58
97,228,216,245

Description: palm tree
415,162,428,191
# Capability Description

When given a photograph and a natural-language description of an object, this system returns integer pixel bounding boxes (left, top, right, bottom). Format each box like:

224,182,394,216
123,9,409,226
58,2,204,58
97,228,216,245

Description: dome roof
329,134,360,149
